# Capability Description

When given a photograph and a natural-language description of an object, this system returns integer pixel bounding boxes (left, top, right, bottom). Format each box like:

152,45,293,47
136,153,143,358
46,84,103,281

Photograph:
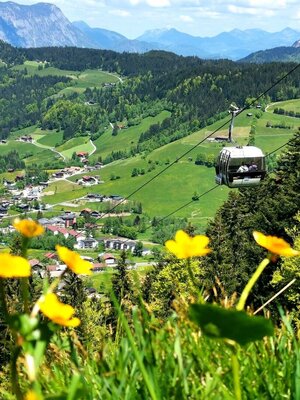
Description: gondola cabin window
215,146,266,188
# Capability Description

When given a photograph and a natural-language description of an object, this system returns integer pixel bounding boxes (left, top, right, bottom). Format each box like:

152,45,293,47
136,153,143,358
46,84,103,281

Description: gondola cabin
215,146,266,188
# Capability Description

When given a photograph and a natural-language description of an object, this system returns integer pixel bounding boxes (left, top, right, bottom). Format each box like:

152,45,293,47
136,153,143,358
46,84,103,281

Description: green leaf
189,303,274,345
9,314,38,337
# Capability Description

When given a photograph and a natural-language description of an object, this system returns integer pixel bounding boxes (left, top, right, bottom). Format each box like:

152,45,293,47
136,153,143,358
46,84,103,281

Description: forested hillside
1,45,298,155
203,134,300,309
141,132,300,317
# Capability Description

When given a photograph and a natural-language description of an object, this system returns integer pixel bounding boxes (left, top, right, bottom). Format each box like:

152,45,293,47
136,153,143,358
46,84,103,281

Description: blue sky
3,0,300,38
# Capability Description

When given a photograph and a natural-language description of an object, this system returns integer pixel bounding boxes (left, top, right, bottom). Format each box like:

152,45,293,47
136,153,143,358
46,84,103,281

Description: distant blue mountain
73,21,161,53
137,27,300,60
0,1,299,60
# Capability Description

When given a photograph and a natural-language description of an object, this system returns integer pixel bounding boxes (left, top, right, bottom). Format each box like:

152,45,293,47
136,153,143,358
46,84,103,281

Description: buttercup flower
56,245,93,275
0,253,31,278
13,218,44,238
165,230,211,259
253,231,300,257
25,390,40,400
38,293,80,327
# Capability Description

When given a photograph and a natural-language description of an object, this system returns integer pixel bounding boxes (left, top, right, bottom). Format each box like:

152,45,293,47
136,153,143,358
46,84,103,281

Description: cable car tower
215,105,266,188
228,104,240,142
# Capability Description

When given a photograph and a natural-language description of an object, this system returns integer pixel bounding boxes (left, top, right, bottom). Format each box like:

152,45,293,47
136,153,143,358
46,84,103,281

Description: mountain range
0,1,300,60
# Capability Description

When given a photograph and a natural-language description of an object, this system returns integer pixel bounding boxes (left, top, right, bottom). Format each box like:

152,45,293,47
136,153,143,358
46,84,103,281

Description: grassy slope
2,88,298,230
36,131,63,147
91,111,172,160
63,105,296,229
13,61,119,93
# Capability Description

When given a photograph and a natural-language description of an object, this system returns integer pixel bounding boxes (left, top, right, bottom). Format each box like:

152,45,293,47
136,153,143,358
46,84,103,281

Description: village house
52,171,64,179
77,176,99,186
104,238,137,253
74,237,98,250
85,193,104,202
77,152,89,159
98,253,116,266
20,136,33,143
60,212,76,228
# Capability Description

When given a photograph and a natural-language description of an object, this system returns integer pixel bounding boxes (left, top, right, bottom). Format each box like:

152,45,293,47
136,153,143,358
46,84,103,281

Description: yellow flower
38,293,80,327
56,245,93,275
253,231,300,257
13,219,44,238
0,253,31,278
165,230,211,259
25,390,40,400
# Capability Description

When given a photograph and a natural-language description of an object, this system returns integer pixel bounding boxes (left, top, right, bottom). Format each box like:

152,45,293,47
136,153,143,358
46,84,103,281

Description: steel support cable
95,62,300,222
114,133,299,246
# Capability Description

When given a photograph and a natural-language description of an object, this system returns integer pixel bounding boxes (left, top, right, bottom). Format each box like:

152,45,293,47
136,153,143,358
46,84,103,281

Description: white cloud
147,0,170,6
109,9,131,16
228,4,275,16
108,0,170,7
179,14,194,22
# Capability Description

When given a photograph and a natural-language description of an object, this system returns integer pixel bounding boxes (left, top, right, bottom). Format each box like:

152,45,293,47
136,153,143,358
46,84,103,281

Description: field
36,131,64,147
13,61,120,93
91,111,172,160
1,99,298,231
56,136,95,159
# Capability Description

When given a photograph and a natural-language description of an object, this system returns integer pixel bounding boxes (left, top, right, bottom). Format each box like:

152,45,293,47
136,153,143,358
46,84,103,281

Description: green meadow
1,100,298,230
91,110,172,160
13,61,120,93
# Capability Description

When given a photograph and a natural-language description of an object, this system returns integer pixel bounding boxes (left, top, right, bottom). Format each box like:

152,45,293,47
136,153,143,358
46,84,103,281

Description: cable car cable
94,62,300,222
116,135,299,247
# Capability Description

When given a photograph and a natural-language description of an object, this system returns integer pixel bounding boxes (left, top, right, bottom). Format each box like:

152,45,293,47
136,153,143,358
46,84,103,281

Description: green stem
236,258,270,311
21,237,30,314
0,279,9,321
231,350,242,400
11,346,22,400
113,294,158,400
20,278,30,314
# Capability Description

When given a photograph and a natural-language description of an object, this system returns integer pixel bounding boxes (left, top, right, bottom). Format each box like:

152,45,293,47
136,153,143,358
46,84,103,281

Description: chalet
61,212,76,228
78,176,98,186
104,238,136,253
77,152,89,158
0,140,7,144
52,171,64,179
17,204,30,212
39,181,49,187
99,253,116,265
86,193,104,202
91,263,104,272
29,259,43,269
20,136,33,143
7,168,15,173
80,208,92,217
91,211,101,218
75,237,98,250
247,113,253,117
45,225,60,235
39,217,65,227
109,195,124,202
46,225,80,239
15,175,24,182
0,206,8,215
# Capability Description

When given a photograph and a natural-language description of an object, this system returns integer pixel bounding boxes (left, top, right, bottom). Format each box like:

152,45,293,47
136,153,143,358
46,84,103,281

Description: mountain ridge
0,1,299,60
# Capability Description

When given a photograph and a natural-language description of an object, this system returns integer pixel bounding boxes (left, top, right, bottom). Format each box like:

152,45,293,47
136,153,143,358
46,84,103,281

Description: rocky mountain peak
0,1,93,47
